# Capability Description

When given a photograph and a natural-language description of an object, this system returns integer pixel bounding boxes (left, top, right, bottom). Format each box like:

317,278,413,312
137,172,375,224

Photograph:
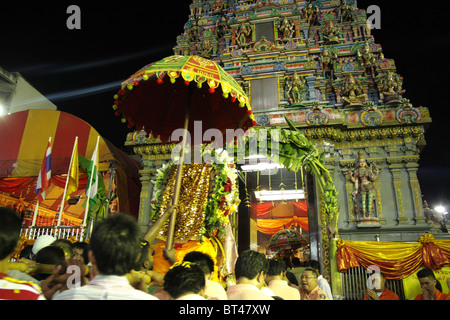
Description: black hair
73,241,89,265
234,250,269,280
89,213,141,275
267,258,287,276
19,245,34,259
417,268,442,291
304,259,321,273
36,245,66,265
164,262,206,299
292,257,302,267
183,251,214,276
417,268,435,280
0,207,21,260
286,271,299,286
34,245,66,281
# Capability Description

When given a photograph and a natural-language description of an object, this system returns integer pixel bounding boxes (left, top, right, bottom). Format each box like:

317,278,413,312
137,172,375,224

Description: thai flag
36,138,52,202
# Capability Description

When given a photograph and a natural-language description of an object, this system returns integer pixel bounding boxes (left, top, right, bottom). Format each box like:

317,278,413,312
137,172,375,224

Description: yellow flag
66,138,79,200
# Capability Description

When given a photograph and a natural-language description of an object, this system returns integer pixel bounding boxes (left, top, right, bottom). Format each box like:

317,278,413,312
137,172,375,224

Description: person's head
163,261,206,299
304,259,321,274
0,207,21,263
292,257,302,267
133,240,153,271
234,250,268,288
300,267,319,293
88,213,141,276
52,238,74,259
183,251,215,280
417,268,438,295
34,245,66,280
367,271,386,292
73,241,89,264
265,258,287,284
36,245,66,265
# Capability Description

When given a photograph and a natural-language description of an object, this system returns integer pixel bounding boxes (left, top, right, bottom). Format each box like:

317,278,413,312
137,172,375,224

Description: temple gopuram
124,0,447,299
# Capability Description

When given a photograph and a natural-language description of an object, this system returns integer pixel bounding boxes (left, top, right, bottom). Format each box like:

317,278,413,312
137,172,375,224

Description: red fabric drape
0,177,35,193
50,174,88,189
250,202,279,216
293,200,308,217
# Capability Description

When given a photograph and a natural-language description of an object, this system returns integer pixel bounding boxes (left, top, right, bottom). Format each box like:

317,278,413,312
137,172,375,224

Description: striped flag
35,137,52,202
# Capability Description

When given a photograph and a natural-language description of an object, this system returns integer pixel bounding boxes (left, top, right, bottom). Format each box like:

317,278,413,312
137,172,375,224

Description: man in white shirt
304,259,333,300
226,250,274,300
53,213,157,300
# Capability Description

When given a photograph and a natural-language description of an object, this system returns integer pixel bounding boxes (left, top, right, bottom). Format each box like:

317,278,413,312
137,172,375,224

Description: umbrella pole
142,205,174,244
166,83,192,251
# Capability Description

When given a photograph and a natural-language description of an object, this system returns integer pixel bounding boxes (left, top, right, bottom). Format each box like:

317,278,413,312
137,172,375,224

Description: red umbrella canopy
113,55,256,144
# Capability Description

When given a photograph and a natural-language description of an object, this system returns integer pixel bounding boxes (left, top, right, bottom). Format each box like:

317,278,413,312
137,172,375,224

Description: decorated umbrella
266,227,308,254
113,55,255,250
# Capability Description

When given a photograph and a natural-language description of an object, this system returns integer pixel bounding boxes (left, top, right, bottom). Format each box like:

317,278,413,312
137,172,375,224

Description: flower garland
149,147,239,240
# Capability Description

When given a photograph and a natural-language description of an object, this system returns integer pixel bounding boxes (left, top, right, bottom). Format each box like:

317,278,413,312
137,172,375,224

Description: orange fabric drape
257,216,309,235
336,234,450,280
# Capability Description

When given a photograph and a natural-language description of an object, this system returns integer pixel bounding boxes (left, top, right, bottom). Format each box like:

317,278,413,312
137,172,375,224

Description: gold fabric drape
156,164,213,244
336,234,450,279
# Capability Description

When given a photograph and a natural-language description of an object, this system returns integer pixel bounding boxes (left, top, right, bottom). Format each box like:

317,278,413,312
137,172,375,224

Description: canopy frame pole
165,83,193,251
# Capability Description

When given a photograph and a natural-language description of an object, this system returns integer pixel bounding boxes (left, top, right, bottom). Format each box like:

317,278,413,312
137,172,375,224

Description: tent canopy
0,109,142,221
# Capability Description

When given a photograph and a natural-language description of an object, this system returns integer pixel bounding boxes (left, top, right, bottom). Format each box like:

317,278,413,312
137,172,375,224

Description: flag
86,136,99,202
65,138,79,201
84,136,100,226
35,137,52,202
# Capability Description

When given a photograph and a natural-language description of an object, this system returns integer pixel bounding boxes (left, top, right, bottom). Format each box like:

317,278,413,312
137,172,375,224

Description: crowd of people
1,206,449,300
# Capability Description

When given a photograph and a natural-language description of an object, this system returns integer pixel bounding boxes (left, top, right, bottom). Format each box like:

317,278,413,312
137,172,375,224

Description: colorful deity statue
197,36,213,58
357,41,377,76
211,0,226,15
377,72,406,104
323,21,341,44
236,22,252,47
302,3,319,26
348,151,379,218
285,72,306,104
339,0,355,23
321,47,338,79
188,19,200,43
341,74,366,106
216,15,229,39
277,17,295,40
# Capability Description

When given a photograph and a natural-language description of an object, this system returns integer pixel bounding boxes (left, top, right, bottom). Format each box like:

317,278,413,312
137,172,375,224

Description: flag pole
83,136,100,227
32,200,39,227
58,136,78,227
34,136,52,228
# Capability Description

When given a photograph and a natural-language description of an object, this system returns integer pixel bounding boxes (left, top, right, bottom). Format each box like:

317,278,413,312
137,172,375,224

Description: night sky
2,1,449,212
